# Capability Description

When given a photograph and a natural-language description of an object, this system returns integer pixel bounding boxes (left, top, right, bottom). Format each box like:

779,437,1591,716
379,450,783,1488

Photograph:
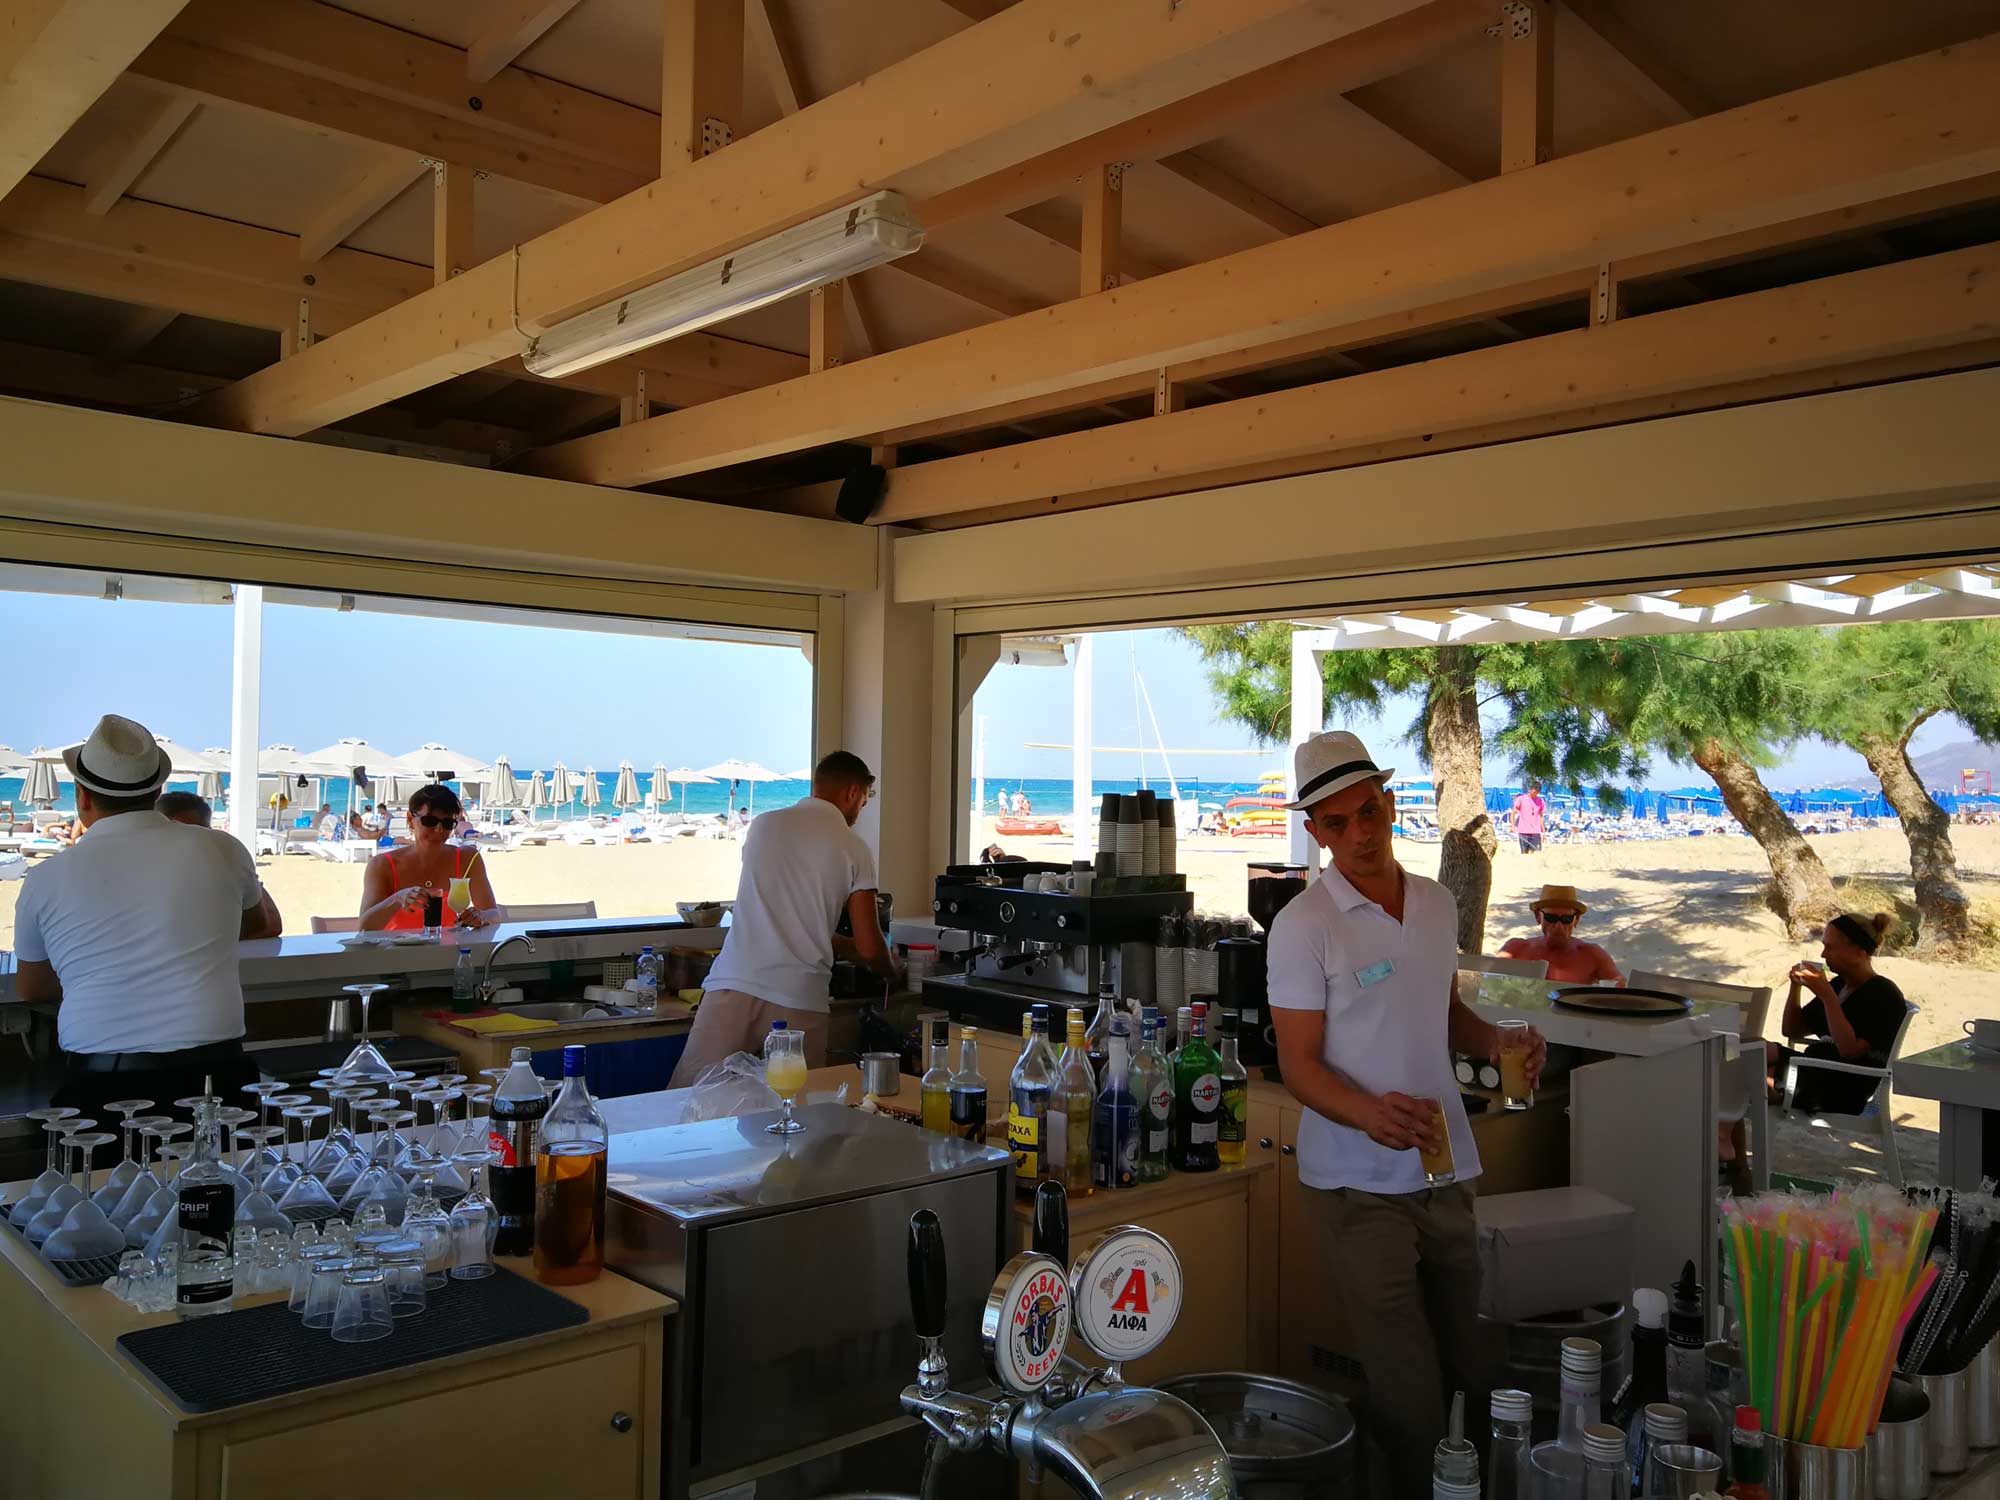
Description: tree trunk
1859,732,1969,950
1690,738,1840,940
1429,646,1495,954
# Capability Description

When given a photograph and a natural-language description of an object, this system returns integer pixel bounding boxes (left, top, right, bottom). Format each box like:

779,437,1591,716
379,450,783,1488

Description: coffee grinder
1215,861,1310,1069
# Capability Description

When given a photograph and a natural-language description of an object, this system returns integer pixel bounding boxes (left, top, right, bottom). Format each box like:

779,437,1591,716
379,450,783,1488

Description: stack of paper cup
1137,790,1160,876
1154,911,1185,1014
1185,914,1220,996
1116,794,1143,878
1097,793,1120,866
1156,797,1177,877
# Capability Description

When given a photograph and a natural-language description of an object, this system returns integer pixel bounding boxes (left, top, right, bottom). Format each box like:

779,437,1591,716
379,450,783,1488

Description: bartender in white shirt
1267,731,1545,1500
667,750,897,1085
12,715,284,1120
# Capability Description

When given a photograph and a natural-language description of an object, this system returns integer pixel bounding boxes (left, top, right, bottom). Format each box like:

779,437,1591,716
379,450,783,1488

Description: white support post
228,583,264,853
973,714,987,854
1288,628,1328,870
1071,632,1094,864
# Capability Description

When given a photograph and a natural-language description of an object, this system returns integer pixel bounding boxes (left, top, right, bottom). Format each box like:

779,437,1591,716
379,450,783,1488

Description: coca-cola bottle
489,1046,549,1257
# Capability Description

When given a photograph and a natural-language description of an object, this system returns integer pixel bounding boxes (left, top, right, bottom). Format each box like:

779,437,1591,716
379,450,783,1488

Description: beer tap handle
1031,1181,1069,1267
908,1209,947,1339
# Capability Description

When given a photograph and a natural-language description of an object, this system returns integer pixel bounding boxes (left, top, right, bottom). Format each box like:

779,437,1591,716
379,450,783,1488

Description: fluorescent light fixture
524,190,924,379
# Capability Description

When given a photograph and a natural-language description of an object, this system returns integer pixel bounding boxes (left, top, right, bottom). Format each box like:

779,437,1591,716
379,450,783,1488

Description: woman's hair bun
1869,912,1895,939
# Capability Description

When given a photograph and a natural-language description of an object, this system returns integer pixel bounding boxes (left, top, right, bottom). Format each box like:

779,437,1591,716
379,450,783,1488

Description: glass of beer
1498,1019,1535,1110
1415,1096,1455,1185
763,1023,807,1135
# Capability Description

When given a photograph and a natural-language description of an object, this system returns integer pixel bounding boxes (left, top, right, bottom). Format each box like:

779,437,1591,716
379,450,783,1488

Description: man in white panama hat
12,714,282,1118
1267,730,1546,1499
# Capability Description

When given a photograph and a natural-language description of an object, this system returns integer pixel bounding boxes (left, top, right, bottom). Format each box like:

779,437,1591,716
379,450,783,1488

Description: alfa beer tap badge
1070,1227,1183,1363
985,1252,1072,1395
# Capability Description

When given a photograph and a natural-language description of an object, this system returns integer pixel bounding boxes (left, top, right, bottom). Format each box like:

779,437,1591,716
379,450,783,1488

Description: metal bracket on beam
1488,1,1534,39
1593,262,1619,326
1106,162,1126,193
700,118,734,156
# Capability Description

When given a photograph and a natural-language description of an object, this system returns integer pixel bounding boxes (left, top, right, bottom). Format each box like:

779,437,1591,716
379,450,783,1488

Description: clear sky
0,590,813,770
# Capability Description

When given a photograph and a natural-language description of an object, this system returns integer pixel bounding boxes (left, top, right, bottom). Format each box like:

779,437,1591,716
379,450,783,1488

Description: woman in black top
1765,911,1908,1114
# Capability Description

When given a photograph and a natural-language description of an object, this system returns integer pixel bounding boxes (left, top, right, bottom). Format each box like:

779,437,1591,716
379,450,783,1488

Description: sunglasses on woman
413,812,457,829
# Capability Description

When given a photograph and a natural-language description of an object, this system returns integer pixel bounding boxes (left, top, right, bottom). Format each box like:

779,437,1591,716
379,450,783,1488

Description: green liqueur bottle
1171,1001,1220,1173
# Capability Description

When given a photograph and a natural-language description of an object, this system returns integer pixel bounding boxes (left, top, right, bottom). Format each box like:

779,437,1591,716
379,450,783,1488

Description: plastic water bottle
451,945,478,1013
633,946,660,1014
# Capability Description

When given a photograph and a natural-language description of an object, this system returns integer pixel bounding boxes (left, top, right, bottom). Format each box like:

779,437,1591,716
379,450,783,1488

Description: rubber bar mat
116,1266,588,1413
0,1207,123,1287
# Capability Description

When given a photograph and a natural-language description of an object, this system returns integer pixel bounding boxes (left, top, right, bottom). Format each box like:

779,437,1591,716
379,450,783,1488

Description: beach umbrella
196,769,224,803
549,762,574,812
700,758,781,818
525,769,550,819
391,743,492,783
656,767,715,811
21,750,61,808
580,766,599,813
0,745,24,776
486,755,521,809
779,768,813,782
612,762,640,810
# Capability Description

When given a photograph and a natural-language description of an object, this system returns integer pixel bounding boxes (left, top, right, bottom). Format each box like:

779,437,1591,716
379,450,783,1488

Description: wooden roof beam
79,84,198,215
1498,0,1552,174
871,242,2000,524
465,0,585,85
1558,0,1714,120
191,0,1391,437
1006,201,1173,283
883,253,1043,320
1158,151,1319,237
1342,92,1482,183
662,0,743,171
297,153,429,264
100,305,179,360
0,0,191,199
515,34,2000,488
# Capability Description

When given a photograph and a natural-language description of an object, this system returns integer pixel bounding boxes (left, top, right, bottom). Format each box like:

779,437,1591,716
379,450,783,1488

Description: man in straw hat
1499,884,1624,986
1267,730,1546,1499
12,714,282,1119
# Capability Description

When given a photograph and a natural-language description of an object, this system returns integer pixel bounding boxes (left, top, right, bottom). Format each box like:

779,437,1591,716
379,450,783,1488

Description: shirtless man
1498,885,1623,985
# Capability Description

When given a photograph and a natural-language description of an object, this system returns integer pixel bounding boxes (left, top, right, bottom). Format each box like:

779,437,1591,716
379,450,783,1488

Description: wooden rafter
431,162,475,286
1007,201,1172,283
1342,91,1482,183
884,252,1042,320
0,0,192,198
870,244,2000,522
465,0,584,85
1499,0,1552,173
514,35,2000,488
190,0,1384,438
297,154,428,264
1158,151,1318,237
80,85,198,215
1079,164,1122,295
662,0,744,170
1559,0,1713,119
100,306,180,360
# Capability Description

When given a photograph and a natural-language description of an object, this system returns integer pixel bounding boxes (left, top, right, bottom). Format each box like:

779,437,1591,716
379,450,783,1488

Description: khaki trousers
1314,1182,1493,1500
666,989,831,1088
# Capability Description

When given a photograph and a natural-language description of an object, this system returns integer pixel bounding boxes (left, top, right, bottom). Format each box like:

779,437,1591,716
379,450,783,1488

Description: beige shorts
666,988,831,1088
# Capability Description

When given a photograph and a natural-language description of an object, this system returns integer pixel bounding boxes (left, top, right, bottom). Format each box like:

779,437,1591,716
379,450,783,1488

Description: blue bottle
1092,1020,1139,1189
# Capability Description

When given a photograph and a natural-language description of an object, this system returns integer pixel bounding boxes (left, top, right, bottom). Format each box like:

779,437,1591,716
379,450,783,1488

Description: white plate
336,932,391,947
389,933,434,946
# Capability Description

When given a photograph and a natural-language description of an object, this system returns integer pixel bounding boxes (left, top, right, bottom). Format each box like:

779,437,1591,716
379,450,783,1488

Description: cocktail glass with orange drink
763,1023,807,1135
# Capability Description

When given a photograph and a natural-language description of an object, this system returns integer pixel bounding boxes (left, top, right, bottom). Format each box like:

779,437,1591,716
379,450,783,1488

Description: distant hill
1910,740,2000,792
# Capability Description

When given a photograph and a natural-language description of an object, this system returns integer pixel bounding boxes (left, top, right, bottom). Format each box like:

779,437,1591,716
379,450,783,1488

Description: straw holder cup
1765,1435,1868,1500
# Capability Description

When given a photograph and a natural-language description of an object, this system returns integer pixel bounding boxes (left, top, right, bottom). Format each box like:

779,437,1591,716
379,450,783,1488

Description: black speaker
834,463,887,524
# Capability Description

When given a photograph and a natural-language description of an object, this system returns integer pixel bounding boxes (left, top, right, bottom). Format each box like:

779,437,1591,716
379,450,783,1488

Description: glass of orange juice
1497,1019,1534,1111
763,1023,807,1135
447,875,473,922
1415,1097,1455,1184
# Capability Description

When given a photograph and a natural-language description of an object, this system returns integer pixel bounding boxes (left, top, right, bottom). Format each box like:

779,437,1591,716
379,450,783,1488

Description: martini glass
214,1107,258,1196
459,1084,495,1157
27,1120,98,1246
240,1083,290,1178
258,1094,313,1194
44,1133,128,1260
340,1107,409,1222
396,1089,446,1180
307,1079,362,1167
10,1111,80,1227
232,1126,292,1233
275,1105,341,1222
89,1100,155,1213
123,1130,189,1247
422,1089,469,1195
337,983,396,1079
399,1160,452,1289
447,1150,497,1281
108,1118,173,1231
322,1090,382,1197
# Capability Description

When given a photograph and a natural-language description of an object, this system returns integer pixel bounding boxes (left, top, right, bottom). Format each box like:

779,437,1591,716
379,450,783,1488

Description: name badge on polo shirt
1354,959,1395,989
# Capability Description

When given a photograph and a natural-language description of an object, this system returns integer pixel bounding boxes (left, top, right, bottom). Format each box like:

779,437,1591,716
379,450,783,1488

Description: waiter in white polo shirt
12,714,283,1119
1268,731,1545,1500
667,749,897,1086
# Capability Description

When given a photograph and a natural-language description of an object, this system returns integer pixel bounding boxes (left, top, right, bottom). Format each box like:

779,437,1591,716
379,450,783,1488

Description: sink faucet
479,933,537,999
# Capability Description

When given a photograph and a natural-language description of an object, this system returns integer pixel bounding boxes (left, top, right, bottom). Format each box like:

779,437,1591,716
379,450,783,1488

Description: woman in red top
357,783,499,931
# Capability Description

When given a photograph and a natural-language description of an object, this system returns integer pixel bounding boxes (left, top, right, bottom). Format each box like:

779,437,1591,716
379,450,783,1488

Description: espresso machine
1212,861,1310,1071
923,860,1191,1033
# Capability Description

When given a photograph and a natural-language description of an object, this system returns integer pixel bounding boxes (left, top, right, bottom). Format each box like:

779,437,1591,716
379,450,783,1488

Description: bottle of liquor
1581,1425,1632,1500
1093,1019,1138,1189
1217,1009,1249,1166
490,1045,551,1256
1665,1262,1707,1424
174,1080,234,1319
919,1018,952,1134
1557,1337,1604,1451
1171,1001,1220,1172
1050,1009,1096,1197
1725,1407,1766,1500
1487,1389,1533,1500
1170,1004,1193,1066
1613,1289,1671,1485
1085,978,1116,1080
1433,1391,1480,1500
1007,1005,1054,1191
535,1044,608,1285
1133,1008,1173,1182
948,1026,988,1142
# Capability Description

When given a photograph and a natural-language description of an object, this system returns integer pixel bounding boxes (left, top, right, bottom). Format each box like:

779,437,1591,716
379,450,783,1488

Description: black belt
67,1039,245,1074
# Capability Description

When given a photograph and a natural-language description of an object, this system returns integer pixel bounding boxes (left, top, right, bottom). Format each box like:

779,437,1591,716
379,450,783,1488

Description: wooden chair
1627,971,1771,1040
1458,952,1549,979
1781,1001,1920,1186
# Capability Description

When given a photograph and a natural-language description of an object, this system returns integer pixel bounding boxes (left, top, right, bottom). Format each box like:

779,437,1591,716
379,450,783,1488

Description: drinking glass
376,1237,428,1316
233,1127,292,1233
1414,1096,1455,1186
27,1119,98,1246
275,1105,341,1222
417,1089,468,1194
460,1084,494,1156
125,1134,189,1249
240,1083,291,1178
1498,1019,1535,1110
337,983,396,1079
448,1150,496,1281
400,1161,452,1289
258,1094,312,1195
395,1089,442,1179
111,1249,150,1305
290,1241,339,1313
323,1091,383,1196
340,1108,410,1222
252,1230,291,1296
108,1117,174,1230
11,1111,79,1227
763,1025,807,1135
90,1100,156,1212
331,1261,394,1342
43,1133,128,1260
302,1254,352,1329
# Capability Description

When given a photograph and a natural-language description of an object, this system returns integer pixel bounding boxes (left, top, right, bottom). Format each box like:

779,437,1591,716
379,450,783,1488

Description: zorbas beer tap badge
988,1254,1071,1394
1071,1227,1183,1363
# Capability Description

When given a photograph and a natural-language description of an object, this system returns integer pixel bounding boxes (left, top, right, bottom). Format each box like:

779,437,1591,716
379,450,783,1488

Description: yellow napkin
451,1012,558,1035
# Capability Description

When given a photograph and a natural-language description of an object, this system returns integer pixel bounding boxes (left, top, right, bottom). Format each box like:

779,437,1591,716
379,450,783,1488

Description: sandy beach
4,815,1992,1134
